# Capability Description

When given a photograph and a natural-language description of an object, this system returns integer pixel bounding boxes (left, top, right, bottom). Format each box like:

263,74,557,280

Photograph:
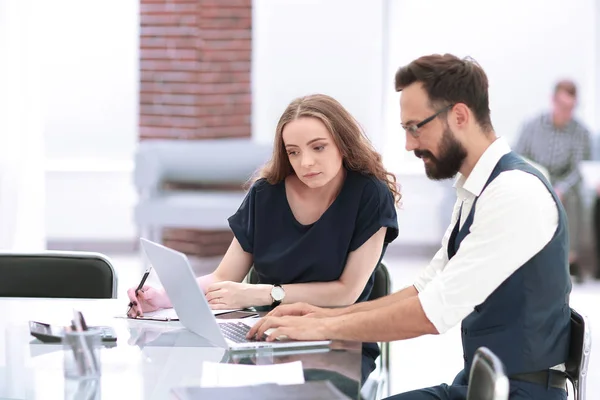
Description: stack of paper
199,361,305,387
116,307,239,321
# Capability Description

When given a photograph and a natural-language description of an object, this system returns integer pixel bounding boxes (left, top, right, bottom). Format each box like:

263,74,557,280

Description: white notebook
118,308,240,321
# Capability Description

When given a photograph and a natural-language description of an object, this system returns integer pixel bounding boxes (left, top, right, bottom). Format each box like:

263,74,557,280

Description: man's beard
414,126,467,181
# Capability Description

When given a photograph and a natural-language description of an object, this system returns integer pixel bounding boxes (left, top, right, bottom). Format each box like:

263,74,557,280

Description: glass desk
0,298,362,399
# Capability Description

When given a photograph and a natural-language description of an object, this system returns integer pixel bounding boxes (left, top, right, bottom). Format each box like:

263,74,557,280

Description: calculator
29,321,118,343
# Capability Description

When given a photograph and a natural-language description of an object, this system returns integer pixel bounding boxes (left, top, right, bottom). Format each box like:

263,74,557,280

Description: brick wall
140,0,252,140
139,0,252,257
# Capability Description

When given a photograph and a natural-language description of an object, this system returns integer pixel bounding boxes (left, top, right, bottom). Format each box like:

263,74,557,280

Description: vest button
463,355,467,362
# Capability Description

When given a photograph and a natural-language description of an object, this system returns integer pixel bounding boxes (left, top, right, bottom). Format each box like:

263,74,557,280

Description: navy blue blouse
228,169,399,378
228,169,399,304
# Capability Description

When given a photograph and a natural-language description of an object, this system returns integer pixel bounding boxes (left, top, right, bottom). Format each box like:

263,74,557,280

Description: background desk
0,298,362,399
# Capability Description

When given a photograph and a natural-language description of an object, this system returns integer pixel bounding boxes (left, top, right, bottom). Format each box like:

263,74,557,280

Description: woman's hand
205,281,271,310
126,285,171,318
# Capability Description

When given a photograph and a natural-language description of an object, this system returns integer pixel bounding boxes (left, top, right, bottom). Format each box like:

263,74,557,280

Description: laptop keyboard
220,322,267,343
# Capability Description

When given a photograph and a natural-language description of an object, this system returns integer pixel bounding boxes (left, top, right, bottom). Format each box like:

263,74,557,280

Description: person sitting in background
514,80,592,282
127,93,400,383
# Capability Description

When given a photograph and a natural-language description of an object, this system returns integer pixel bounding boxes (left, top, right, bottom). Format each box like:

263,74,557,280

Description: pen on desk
77,310,100,373
127,266,152,315
72,309,94,374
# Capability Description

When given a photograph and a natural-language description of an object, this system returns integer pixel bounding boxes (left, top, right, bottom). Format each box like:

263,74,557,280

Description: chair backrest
566,307,592,400
466,347,509,400
134,139,272,193
246,262,391,299
247,266,259,285
369,262,391,300
0,252,117,298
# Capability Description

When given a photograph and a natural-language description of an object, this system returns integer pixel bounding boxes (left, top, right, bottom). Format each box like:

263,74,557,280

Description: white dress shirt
415,137,559,335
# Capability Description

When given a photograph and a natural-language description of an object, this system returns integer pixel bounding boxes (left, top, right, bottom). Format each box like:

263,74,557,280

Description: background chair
0,251,117,298
247,262,392,400
466,347,509,400
362,262,392,400
566,307,592,400
133,139,271,249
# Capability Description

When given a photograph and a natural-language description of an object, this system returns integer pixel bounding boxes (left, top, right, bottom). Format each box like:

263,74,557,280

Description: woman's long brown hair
254,94,401,205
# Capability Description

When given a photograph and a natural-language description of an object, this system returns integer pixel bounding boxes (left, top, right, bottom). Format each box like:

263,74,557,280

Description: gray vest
448,152,571,376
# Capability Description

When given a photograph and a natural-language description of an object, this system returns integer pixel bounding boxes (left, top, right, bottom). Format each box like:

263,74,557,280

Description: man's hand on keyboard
246,315,331,342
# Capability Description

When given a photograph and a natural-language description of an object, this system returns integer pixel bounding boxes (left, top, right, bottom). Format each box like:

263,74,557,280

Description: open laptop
139,238,331,351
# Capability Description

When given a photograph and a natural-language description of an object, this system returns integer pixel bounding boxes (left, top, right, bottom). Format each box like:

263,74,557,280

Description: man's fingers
246,319,264,338
266,305,294,317
267,304,311,317
265,328,281,342
255,317,283,339
265,308,283,317
247,317,271,338
265,327,289,342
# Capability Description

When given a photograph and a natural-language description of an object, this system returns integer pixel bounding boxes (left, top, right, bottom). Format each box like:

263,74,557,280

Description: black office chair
466,347,509,400
363,263,392,400
247,263,392,400
246,266,259,285
0,251,117,298
566,307,592,400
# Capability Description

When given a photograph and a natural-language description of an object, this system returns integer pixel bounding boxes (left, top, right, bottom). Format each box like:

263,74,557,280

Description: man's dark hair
395,54,493,132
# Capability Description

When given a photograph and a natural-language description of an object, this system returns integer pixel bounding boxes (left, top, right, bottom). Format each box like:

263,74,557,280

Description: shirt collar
453,136,511,197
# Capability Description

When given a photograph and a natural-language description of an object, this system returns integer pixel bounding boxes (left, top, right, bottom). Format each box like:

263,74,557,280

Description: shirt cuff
417,279,453,334
413,278,426,293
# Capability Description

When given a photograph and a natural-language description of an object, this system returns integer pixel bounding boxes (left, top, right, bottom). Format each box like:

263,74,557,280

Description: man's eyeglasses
402,104,454,138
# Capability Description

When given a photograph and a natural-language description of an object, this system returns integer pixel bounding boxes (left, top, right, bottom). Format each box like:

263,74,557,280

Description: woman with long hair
128,94,400,383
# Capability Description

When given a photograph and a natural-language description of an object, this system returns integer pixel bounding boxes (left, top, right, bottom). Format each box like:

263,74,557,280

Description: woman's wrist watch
270,284,285,307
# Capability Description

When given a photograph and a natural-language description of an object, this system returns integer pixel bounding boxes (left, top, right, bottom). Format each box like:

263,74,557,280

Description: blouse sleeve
349,179,399,252
227,180,262,253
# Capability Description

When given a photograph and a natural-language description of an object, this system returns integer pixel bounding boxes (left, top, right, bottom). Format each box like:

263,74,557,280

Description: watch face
271,286,285,301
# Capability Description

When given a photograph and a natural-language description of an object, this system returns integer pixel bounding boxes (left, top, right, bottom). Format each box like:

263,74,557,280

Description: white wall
596,0,600,132
43,0,139,243
0,0,46,250
252,0,387,150
45,162,137,241
43,0,139,161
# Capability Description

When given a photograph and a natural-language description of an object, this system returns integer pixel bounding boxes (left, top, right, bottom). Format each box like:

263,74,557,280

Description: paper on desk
199,361,305,388
116,308,240,321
